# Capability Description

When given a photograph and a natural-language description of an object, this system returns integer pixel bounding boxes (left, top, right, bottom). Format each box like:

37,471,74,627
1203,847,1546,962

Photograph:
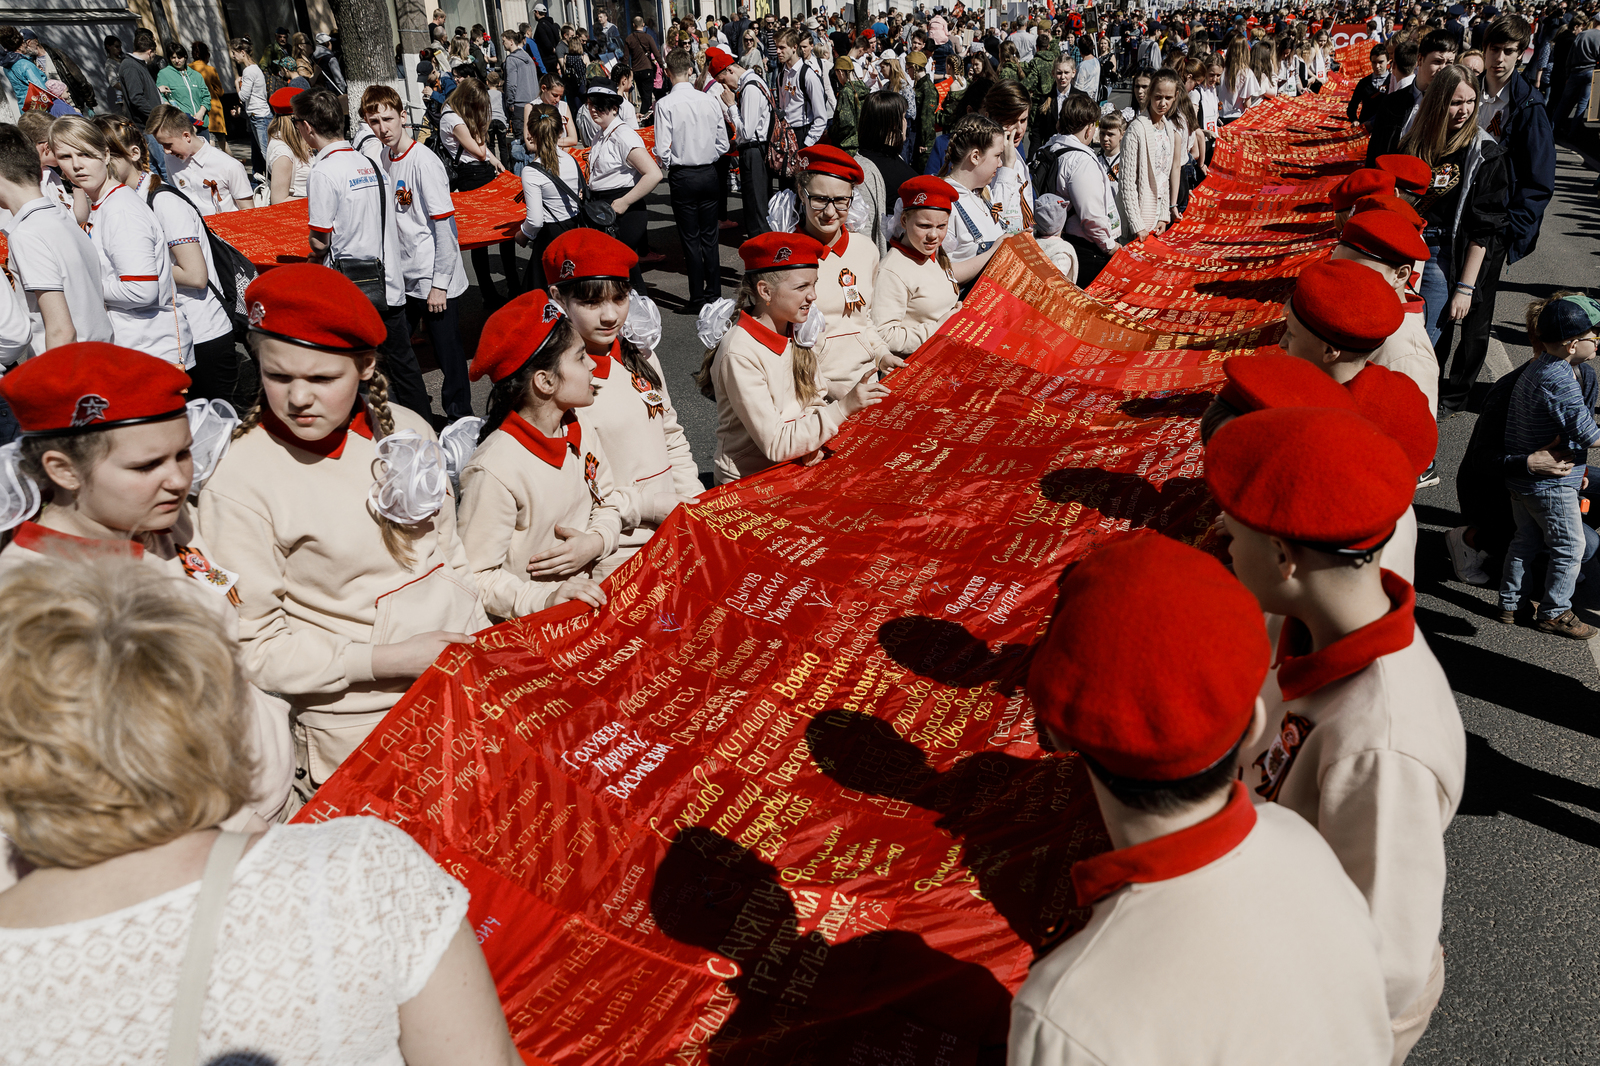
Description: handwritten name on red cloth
293,84,1371,1066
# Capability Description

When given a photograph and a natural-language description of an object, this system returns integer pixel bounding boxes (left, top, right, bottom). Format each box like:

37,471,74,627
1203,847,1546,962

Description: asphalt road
431,123,1600,1064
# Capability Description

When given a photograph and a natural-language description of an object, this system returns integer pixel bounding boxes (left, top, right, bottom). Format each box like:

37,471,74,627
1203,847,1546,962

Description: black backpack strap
147,182,233,311
527,159,586,212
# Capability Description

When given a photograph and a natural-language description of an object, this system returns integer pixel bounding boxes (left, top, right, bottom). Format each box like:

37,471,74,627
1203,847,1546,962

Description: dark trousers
1435,244,1508,413
636,70,656,116
668,163,723,304
737,145,771,238
405,295,472,420
378,301,433,424
590,184,649,288
1066,234,1114,288
522,216,580,291
189,332,243,409
471,243,522,304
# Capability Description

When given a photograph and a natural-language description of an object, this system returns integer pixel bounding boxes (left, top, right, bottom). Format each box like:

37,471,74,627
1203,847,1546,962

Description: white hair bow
621,289,664,351
794,302,827,349
186,397,239,497
697,297,739,349
767,189,801,233
0,440,40,533
438,416,485,493
368,430,449,524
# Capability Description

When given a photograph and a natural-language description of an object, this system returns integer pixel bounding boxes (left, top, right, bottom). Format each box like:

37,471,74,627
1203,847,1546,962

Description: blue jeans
249,116,270,162
145,132,169,181
1500,481,1596,619
510,138,527,177
1419,229,1455,347
1553,69,1594,131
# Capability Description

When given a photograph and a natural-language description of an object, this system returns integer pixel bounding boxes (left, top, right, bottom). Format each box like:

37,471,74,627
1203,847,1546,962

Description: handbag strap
166,830,250,1066
528,159,586,209
146,183,233,311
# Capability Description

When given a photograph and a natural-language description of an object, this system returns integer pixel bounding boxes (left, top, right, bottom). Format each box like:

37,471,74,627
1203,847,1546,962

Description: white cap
881,48,898,60
315,32,331,44
534,3,547,10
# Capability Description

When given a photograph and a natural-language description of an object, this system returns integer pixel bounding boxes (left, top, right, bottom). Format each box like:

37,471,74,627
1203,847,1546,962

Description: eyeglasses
806,193,854,212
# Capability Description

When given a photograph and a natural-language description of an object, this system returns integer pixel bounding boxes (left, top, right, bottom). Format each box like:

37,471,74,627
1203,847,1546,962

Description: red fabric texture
499,410,581,468
259,404,372,459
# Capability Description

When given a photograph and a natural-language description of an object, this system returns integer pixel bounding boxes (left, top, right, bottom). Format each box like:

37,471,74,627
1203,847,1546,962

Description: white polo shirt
167,141,253,216
381,140,468,301
88,183,193,368
587,115,648,192
136,173,234,344
307,140,405,308
2,197,114,356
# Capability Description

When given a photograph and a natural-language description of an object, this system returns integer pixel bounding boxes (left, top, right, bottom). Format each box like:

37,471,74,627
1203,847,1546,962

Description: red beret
1027,533,1271,781
1207,408,1416,552
1289,259,1404,353
1329,169,1395,210
470,290,567,383
739,231,826,272
799,144,865,184
0,343,189,436
1351,193,1425,232
1218,354,1358,415
1376,153,1434,195
1340,209,1430,268
269,86,304,116
543,229,638,287
898,175,957,213
245,264,386,352
862,26,876,37
1346,364,1438,477
706,48,737,74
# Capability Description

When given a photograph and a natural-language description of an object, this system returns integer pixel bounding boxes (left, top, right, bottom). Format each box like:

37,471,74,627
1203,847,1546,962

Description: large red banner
294,75,1370,1065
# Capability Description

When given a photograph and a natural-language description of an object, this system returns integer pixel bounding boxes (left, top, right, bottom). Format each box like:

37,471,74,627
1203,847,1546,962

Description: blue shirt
1506,351,1600,491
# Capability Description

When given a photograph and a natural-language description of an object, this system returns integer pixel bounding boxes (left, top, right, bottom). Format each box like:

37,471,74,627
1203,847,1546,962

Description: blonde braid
364,370,399,439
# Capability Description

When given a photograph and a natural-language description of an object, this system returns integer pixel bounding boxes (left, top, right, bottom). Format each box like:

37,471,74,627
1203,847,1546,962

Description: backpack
755,75,802,179
146,183,257,331
1030,141,1072,202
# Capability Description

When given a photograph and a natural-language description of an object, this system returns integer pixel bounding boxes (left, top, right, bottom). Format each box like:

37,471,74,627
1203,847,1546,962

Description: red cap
1347,364,1438,477
269,86,303,116
739,231,826,272
1352,193,1425,233
1376,153,1433,195
1207,408,1416,552
1027,533,1271,782
799,144,865,184
862,26,876,37
543,229,638,287
244,264,386,352
898,175,957,213
1218,354,1358,415
706,48,737,75
1329,168,1395,210
1339,207,1430,267
0,343,189,436
470,290,567,383
1290,259,1404,353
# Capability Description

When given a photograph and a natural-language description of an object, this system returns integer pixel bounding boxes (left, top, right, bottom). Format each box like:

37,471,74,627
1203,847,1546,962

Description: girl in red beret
695,232,890,484
873,175,961,357
772,144,903,397
937,114,1007,286
197,266,488,808
543,232,701,581
0,342,293,827
456,291,617,619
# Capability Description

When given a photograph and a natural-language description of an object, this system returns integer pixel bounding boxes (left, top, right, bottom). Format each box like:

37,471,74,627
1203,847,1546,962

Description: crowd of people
0,0,1593,1062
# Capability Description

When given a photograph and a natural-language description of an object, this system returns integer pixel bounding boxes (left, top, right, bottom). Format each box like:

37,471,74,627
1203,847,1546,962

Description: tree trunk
326,0,411,130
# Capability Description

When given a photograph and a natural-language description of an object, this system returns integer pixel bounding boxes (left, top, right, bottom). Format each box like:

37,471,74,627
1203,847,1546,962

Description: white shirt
942,178,1003,261
1478,78,1512,140
88,183,193,367
779,58,827,146
306,140,405,307
0,256,33,364
1190,84,1219,136
1217,68,1261,119
586,115,648,192
266,136,311,198
1055,134,1121,254
519,150,582,238
0,818,468,1066
1075,53,1101,97
238,63,270,117
727,69,773,144
382,140,468,300
1,198,112,355
39,168,77,219
653,81,731,169
167,140,252,216
136,173,234,344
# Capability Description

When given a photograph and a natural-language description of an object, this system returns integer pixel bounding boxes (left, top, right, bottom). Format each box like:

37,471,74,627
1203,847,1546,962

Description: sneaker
1498,608,1516,625
1418,462,1441,489
1535,610,1599,640
1446,526,1481,581
1460,562,1493,586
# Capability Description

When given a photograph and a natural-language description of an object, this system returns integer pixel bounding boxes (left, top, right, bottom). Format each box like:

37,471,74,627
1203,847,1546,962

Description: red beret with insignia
898,175,957,213
0,343,190,436
543,229,638,288
1340,207,1430,266
1346,364,1438,477
1218,354,1358,415
1329,169,1395,210
470,290,567,383
799,144,865,184
1290,259,1404,353
739,231,826,272
1351,193,1425,232
1027,532,1271,781
1207,407,1416,552
269,86,303,116
244,264,387,352
1376,153,1434,195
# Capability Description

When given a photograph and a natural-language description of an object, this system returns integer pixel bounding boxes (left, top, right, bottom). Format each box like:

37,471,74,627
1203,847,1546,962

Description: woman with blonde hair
1218,34,1262,121
1118,69,1185,243
0,555,520,1066
266,88,312,202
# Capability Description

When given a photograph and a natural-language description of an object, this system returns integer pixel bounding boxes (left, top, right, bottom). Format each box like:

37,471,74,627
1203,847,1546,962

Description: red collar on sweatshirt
260,404,373,459
891,239,933,265
12,520,145,558
500,409,581,468
739,312,792,355
590,338,622,380
820,227,850,258
1275,569,1415,702
1070,782,1257,906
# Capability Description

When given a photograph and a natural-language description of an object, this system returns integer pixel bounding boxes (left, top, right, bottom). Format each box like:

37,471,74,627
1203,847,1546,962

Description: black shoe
681,299,706,315
1418,463,1440,489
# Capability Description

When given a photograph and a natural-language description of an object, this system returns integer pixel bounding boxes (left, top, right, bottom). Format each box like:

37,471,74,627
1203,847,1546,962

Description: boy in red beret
1012,533,1393,1066
1209,408,1466,1063
1332,208,1438,420
1278,259,1405,385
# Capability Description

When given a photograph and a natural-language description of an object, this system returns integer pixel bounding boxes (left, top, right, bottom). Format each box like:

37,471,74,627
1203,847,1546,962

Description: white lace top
0,817,468,1066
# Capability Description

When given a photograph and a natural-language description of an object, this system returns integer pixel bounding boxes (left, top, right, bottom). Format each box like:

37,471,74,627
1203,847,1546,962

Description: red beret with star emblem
738,231,826,272
470,290,568,383
0,343,190,436
898,175,957,213
798,144,865,185
543,229,638,288
243,264,387,352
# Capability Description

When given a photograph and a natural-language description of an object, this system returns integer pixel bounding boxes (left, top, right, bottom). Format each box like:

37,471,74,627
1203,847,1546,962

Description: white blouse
587,115,648,192
942,178,1004,263
266,136,311,198
0,818,468,1066
520,149,583,238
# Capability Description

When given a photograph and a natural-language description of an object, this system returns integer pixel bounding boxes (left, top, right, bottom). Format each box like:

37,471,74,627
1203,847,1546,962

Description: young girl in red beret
456,291,617,619
696,232,890,484
543,231,701,580
0,342,293,826
197,265,487,805
873,175,962,357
